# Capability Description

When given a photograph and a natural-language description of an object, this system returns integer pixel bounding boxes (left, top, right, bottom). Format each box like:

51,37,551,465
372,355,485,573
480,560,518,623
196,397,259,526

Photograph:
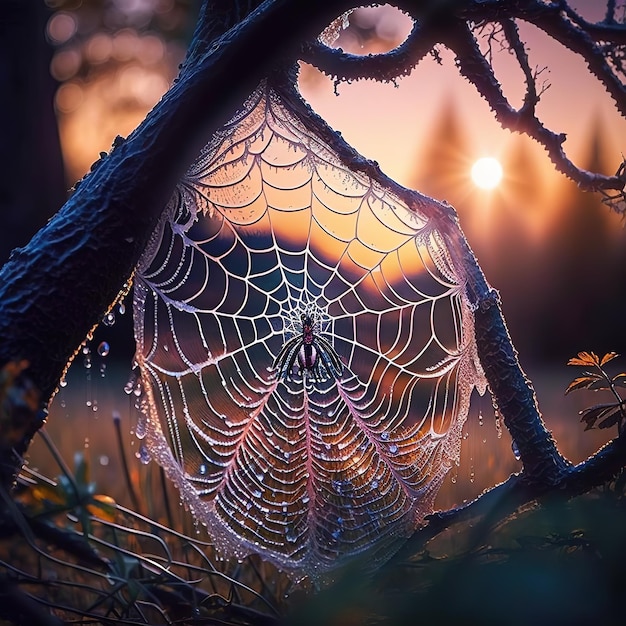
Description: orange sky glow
57,2,626,248
300,3,626,194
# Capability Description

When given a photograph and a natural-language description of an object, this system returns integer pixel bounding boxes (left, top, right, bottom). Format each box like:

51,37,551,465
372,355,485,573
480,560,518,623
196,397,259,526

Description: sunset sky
52,0,626,367
56,1,626,247
301,2,625,194
41,0,626,511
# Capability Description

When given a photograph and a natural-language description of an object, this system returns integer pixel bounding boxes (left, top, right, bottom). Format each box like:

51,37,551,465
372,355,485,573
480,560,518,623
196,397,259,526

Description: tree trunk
0,0,66,264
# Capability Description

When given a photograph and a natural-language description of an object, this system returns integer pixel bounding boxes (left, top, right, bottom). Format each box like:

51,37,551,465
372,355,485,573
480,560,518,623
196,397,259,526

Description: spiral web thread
133,81,486,579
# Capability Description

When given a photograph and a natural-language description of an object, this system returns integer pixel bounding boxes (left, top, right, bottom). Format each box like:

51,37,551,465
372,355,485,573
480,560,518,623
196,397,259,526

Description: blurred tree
408,98,469,204
0,0,66,264
543,118,626,359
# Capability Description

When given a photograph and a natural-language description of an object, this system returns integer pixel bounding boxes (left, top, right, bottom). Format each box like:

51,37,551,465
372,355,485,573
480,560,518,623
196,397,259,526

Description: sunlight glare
471,157,503,190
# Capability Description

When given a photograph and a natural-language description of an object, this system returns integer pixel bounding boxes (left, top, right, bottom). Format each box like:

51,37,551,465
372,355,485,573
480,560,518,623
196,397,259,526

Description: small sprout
566,351,626,434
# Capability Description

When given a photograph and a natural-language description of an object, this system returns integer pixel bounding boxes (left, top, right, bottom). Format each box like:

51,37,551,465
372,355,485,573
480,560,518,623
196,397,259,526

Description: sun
471,157,503,190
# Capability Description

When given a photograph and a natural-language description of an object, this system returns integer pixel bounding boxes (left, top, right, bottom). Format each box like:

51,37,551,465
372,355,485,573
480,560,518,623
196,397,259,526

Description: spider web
133,79,486,580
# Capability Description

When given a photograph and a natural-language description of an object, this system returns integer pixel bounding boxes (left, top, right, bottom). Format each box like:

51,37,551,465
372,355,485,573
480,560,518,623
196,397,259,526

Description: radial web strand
133,79,486,580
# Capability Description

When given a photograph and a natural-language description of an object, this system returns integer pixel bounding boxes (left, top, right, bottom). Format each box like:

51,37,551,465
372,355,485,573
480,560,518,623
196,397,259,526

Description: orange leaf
567,351,600,367
87,495,117,522
565,375,602,395
600,352,619,366
613,373,626,387
32,484,66,506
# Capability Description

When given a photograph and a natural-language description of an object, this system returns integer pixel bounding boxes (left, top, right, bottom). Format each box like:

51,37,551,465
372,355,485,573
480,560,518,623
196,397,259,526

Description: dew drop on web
136,444,151,465
102,311,116,327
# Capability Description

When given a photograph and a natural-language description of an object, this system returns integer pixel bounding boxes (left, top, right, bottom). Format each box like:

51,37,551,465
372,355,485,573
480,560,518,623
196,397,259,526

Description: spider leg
273,335,303,379
314,336,343,378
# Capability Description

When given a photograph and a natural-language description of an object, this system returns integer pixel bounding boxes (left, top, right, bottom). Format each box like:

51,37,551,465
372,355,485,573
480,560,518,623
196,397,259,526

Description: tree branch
442,17,625,196
500,18,540,113
300,21,432,84
0,0,358,487
536,2,626,115
387,431,626,570
297,1,625,200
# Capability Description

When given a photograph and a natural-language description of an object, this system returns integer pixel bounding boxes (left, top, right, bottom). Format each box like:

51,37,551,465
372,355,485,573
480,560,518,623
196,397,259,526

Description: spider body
274,313,343,381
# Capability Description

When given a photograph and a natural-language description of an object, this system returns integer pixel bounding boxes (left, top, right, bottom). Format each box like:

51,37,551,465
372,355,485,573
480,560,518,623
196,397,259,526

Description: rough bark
0,0,355,486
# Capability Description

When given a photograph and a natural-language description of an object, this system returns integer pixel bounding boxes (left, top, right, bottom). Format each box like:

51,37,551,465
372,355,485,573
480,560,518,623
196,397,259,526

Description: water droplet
118,302,126,315
136,444,151,465
82,345,90,355
99,455,109,466
389,443,398,454
331,529,341,540
97,341,110,357
371,479,379,489
135,415,147,440
100,363,107,377
124,371,137,395
332,479,350,494
246,501,252,510
198,463,208,475
284,451,291,461
84,437,89,449
59,378,68,388
252,489,262,498
451,475,457,483
512,440,521,460
286,527,298,543
381,431,390,441
102,311,116,327
83,355,92,369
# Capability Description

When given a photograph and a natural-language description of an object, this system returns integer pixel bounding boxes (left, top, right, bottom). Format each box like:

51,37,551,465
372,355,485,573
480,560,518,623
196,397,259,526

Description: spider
273,313,343,382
